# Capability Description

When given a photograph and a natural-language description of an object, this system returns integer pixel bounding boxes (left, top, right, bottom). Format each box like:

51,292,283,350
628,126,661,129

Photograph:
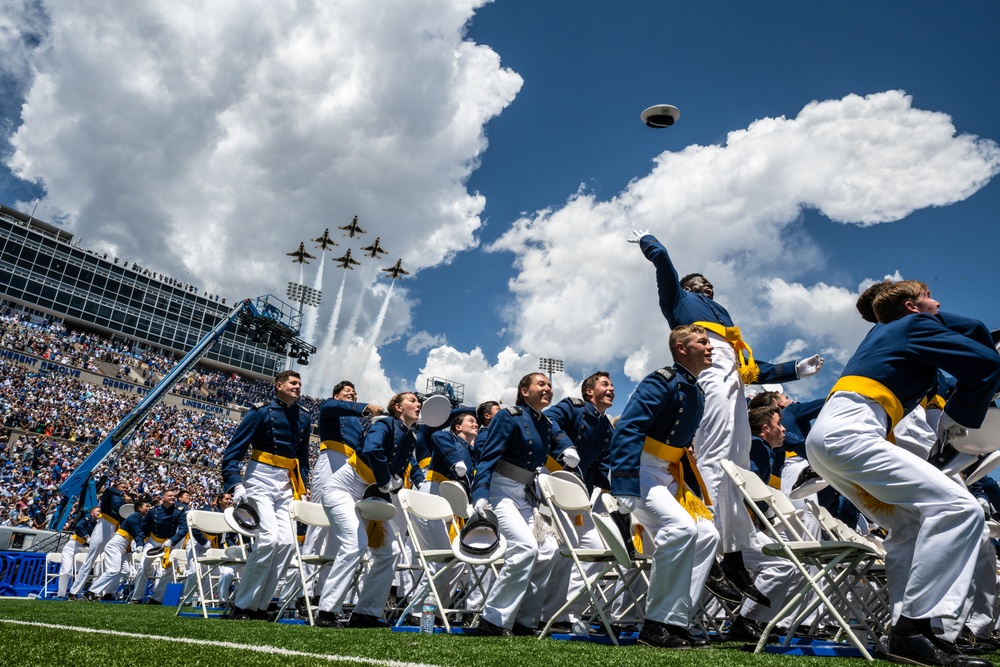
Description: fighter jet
287,242,316,264
360,236,388,259
381,259,409,279
311,228,339,251
339,215,366,239
333,248,361,270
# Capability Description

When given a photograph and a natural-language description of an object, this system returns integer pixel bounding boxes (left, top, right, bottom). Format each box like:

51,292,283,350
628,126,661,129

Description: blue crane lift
48,295,315,531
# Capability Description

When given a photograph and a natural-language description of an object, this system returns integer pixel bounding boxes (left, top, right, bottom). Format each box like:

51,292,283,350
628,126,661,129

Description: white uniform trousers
692,334,756,553
481,473,559,629
89,534,130,597
807,392,985,641
70,517,114,596
632,452,720,627
937,530,997,639
317,463,400,617
893,405,936,461
58,538,84,598
301,450,346,597
131,543,166,601
233,460,296,612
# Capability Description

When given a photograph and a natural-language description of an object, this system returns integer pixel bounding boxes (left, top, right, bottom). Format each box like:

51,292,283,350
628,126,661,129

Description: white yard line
0,618,442,667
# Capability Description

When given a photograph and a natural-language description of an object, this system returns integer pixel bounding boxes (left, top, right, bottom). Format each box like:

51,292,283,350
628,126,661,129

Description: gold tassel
677,490,714,522
632,525,645,555
573,514,584,526
160,547,172,570
366,520,387,549
448,516,465,543
851,483,896,519
738,362,760,385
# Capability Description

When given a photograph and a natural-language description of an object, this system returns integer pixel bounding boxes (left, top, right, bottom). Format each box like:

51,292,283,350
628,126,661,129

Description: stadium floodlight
539,357,564,377
286,282,322,307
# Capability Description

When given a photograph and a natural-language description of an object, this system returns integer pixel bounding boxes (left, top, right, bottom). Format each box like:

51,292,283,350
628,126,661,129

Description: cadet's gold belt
642,436,713,520
694,321,760,385
828,376,903,441
251,449,307,499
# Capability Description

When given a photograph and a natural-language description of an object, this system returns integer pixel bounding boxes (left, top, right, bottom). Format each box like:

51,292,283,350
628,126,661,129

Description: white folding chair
41,551,62,598
174,510,246,618
722,460,884,660
394,489,469,632
435,481,503,625
280,500,338,625
537,474,629,645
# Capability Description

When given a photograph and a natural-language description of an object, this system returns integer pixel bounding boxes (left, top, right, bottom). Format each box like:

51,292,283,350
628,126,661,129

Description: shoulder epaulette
655,367,677,381
252,401,269,410
505,406,522,416
567,397,585,407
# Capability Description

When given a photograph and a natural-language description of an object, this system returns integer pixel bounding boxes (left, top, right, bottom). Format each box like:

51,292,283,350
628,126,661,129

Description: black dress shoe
705,560,743,604
227,606,253,620
82,591,97,602
314,610,343,628
673,625,711,649
145,599,162,606
728,615,777,644
959,627,996,654
720,552,771,607
511,622,538,636
888,631,993,667
66,593,79,601
474,618,512,637
637,621,691,649
100,593,115,601
347,612,388,628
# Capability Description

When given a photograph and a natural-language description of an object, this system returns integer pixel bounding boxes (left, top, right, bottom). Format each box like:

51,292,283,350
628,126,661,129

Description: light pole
538,357,564,378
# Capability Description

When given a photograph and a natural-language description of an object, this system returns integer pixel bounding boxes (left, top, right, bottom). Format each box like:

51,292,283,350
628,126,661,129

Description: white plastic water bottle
420,594,436,634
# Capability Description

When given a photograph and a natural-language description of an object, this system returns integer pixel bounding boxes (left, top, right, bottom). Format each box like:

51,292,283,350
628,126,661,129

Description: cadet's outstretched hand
628,229,650,243
795,354,824,378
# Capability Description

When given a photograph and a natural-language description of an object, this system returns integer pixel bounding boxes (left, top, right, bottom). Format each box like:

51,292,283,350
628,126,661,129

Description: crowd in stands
0,311,324,531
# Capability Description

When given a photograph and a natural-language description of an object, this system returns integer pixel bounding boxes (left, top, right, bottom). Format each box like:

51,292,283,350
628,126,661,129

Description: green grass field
0,598,944,667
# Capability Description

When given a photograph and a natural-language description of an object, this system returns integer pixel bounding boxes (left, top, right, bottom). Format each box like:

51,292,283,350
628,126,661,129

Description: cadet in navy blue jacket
87,497,151,600
631,231,823,581
470,373,572,636
315,392,421,629
807,281,1000,665
540,371,615,627
221,370,312,620
609,323,719,649
70,481,130,598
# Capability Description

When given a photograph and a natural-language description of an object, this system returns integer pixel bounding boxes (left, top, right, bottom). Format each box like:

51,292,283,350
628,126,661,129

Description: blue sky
1,1,998,412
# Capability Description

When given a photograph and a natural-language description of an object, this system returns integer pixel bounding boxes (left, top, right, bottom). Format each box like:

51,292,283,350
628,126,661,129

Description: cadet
58,507,99,598
610,324,720,649
471,373,573,636
131,488,188,604
87,496,151,601
631,230,823,602
540,371,614,628
69,479,130,599
807,280,1000,667
221,369,312,620
314,392,421,628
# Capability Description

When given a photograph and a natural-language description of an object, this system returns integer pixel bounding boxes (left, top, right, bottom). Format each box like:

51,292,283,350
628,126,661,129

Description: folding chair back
289,500,330,527
175,510,246,618
540,474,592,514
398,489,455,521
437,481,471,519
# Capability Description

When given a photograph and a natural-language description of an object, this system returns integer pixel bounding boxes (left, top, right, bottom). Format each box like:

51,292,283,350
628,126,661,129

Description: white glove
378,482,392,494
560,447,581,469
162,539,172,550
473,498,492,518
614,496,639,514
627,229,650,244
453,460,468,478
795,354,824,378
937,412,969,442
389,475,404,491
231,484,247,505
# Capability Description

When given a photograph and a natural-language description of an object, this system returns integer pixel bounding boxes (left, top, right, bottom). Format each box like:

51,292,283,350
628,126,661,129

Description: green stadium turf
0,598,960,667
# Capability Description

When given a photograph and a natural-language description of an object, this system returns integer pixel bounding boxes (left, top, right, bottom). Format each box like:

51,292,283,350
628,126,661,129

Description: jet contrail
312,268,349,395
299,255,324,349
339,258,377,350
358,281,394,378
